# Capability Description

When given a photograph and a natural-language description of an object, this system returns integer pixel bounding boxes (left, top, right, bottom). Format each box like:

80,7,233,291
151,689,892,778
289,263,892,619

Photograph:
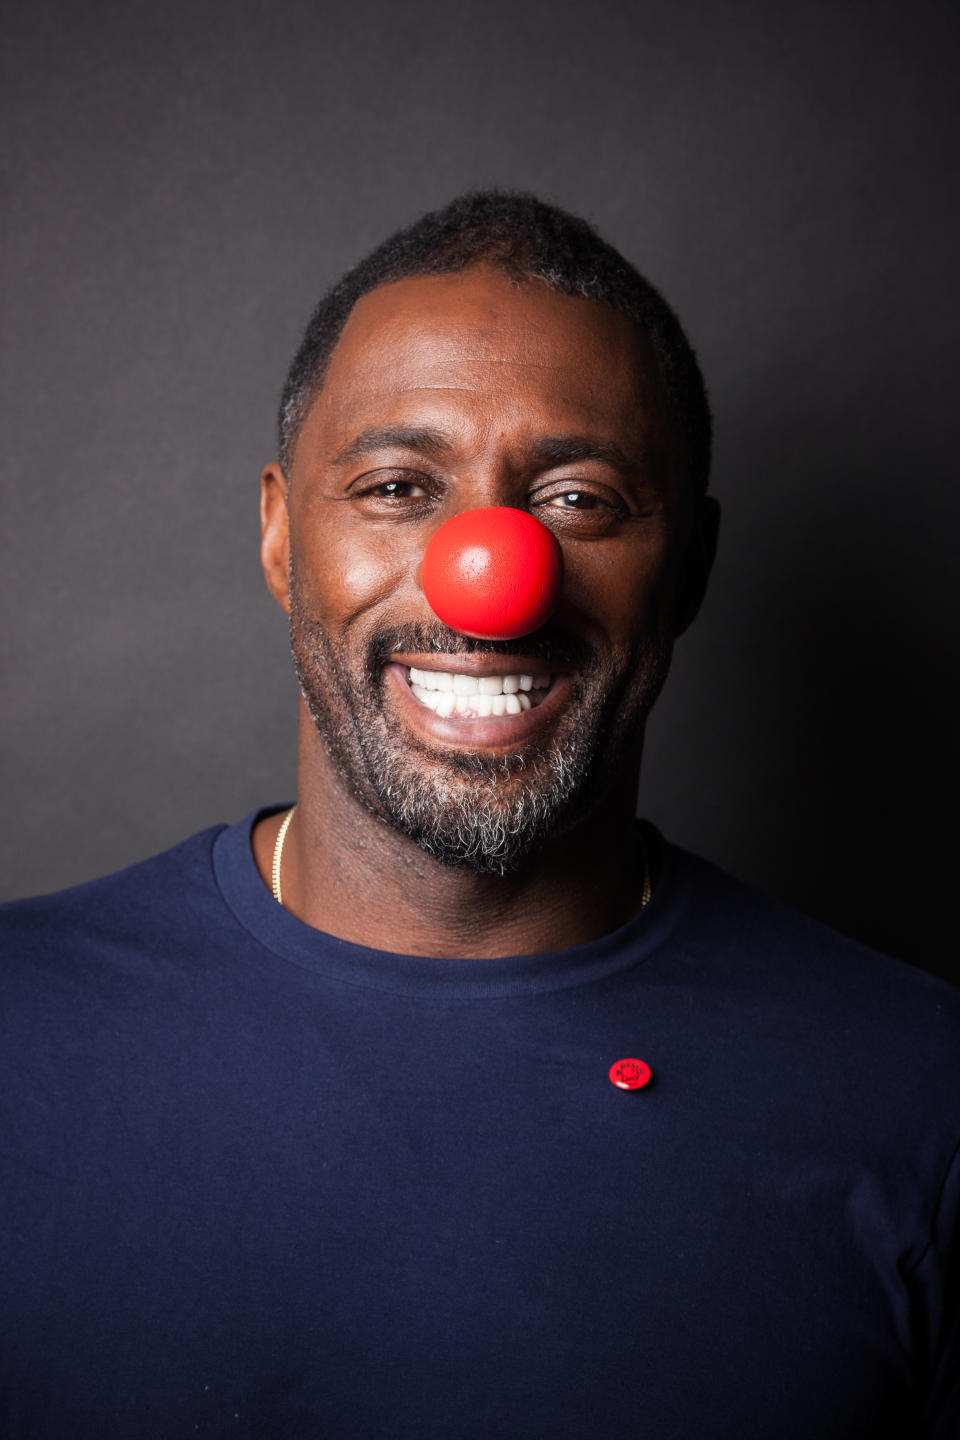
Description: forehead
297,266,674,464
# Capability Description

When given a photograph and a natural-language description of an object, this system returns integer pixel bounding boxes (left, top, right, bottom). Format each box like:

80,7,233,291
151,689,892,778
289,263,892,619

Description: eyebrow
525,435,635,471
332,426,455,465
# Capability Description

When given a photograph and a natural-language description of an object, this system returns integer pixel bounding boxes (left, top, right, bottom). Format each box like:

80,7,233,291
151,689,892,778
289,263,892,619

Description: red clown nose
421,507,563,641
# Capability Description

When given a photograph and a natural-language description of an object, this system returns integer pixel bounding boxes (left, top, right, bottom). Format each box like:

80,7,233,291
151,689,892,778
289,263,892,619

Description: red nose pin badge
609,1058,652,1091
421,507,563,641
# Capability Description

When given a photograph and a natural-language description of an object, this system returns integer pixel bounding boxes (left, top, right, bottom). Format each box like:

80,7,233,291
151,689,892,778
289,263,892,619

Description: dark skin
256,265,718,958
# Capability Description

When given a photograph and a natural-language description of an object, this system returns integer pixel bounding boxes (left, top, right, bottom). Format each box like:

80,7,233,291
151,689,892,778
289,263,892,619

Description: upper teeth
408,668,549,695
406,668,552,719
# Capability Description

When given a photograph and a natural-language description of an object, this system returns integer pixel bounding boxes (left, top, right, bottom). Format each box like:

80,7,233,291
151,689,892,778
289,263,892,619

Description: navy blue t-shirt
2,810,959,1437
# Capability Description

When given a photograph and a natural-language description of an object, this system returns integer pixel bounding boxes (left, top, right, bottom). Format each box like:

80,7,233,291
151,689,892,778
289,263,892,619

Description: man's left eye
546,491,602,510
533,487,627,529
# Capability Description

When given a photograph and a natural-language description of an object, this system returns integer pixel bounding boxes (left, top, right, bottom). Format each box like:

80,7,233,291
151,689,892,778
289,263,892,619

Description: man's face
262,266,714,872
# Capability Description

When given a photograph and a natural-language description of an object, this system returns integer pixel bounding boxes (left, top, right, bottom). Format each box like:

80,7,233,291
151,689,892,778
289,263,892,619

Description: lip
384,660,575,750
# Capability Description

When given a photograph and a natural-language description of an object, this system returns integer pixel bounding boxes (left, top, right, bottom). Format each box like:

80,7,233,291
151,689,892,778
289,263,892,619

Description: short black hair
278,190,711,491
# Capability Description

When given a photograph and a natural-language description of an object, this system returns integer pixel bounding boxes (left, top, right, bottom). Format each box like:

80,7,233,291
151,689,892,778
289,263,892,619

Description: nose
421,507,563,641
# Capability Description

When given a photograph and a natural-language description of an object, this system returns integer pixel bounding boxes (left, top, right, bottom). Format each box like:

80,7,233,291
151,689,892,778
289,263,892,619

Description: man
2,192,958,1437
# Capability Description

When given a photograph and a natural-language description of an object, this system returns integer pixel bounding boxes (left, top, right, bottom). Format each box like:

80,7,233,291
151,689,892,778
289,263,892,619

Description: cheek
561,538,674,642
338,554,397,604
294,526,407,624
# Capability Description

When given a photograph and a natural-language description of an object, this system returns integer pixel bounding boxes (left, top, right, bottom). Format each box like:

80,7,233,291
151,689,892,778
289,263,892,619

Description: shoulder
661,842,960,1116
668,841,959,1011
0,823,228,975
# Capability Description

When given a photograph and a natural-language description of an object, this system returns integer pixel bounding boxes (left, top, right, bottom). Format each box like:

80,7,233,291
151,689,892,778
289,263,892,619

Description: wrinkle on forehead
345,339,575,386
395,375,552,396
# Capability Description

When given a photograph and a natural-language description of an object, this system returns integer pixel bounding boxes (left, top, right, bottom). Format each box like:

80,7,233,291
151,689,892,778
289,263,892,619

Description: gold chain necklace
637,826,652,910
272,804,652,914
271,805,296,906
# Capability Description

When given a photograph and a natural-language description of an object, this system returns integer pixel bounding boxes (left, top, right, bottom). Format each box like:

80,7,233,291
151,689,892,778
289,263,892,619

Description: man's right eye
360,476,430,499
376,480,425,498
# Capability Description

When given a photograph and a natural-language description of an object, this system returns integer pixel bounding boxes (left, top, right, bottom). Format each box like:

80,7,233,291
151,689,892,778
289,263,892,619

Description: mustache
367,622,597,671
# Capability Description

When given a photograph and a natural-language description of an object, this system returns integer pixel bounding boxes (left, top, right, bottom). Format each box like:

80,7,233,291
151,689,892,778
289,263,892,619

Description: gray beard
356,728,595,875
289,586,671,876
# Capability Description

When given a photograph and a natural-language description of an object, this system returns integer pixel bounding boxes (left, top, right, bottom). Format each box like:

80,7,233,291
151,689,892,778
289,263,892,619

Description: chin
370,744,597,876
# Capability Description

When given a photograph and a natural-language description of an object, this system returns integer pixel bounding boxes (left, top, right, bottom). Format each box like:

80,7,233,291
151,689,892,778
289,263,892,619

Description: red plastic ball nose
421,507,563,641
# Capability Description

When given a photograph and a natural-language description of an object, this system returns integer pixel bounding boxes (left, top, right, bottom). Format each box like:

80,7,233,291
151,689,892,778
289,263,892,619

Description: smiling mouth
405,665,554,720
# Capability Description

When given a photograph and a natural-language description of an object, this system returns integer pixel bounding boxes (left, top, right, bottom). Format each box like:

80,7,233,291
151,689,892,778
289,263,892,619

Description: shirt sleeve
912,1131,960,1437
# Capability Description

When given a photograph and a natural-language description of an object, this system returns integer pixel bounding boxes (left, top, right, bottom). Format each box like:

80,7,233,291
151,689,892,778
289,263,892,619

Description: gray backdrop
3,0,958,982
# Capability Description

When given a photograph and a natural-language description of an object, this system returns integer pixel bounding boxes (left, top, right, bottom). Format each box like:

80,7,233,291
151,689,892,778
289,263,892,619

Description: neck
252,711,649,960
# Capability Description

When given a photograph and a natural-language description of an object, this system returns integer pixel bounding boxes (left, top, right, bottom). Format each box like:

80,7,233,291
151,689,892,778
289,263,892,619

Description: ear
260,463,291,614
673,494,720,638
